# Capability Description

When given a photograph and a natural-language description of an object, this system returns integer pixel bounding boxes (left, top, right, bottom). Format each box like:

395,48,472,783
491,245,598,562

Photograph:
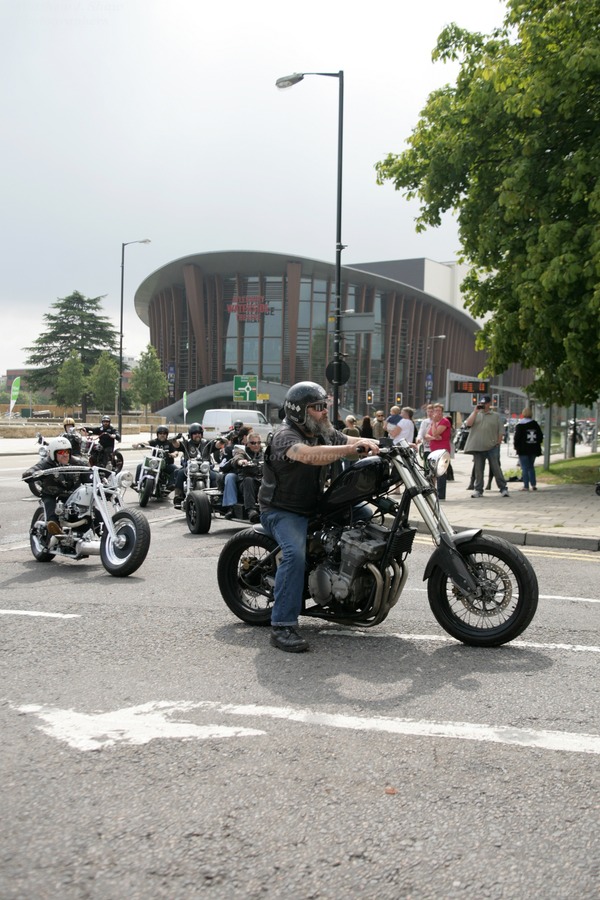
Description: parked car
201,409,274,443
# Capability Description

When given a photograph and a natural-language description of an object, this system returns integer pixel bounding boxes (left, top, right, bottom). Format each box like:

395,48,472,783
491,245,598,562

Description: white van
201,409,275,443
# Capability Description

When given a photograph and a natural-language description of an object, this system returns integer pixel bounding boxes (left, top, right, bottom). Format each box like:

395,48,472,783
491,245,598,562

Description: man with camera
464,395,509,498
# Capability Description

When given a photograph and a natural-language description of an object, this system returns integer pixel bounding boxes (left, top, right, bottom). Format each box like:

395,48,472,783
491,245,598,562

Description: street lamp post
425,334,446,402
119,239,151,437
276,70,345,425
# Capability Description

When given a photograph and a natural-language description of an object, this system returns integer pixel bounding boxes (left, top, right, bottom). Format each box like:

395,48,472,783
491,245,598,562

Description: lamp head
276,73,305,89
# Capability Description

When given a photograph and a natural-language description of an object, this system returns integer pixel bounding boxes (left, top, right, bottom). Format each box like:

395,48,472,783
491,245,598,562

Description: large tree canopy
24,291,118,416
376,0,600,405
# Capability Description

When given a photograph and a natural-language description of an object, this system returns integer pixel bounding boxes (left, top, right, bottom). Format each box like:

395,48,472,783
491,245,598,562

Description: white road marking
408,587,600,604
15,700,265,751
0,609,80,619
11,698,600,755
322,630,600,653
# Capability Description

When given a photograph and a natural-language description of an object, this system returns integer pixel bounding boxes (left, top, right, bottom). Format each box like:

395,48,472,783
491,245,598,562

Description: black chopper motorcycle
217,443,539,647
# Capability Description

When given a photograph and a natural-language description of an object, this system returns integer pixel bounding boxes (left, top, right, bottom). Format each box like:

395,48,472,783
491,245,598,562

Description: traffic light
492,393,500,408
472,394,478,406
395,392,403,406
366,389,374,405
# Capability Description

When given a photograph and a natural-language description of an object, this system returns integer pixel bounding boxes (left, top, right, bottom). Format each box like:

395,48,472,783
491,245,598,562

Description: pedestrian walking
513,407,543,491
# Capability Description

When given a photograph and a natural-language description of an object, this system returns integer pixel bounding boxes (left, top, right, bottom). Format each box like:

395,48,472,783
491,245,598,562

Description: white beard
304,415,335,439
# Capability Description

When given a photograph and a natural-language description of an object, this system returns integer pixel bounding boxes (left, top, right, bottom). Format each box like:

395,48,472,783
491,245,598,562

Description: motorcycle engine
308,523,389,607
62,483,93,522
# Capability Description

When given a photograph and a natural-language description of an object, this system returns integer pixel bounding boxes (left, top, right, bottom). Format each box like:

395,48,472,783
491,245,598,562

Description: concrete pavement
2,432,598,552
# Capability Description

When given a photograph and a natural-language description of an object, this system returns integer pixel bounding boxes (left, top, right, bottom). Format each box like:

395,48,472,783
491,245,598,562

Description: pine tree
24,291,118,417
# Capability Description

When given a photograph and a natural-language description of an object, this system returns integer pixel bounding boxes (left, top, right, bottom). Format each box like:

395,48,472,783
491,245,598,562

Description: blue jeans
518,454,537,489
260,508,309,626
222,472,240,507
260,503,372,627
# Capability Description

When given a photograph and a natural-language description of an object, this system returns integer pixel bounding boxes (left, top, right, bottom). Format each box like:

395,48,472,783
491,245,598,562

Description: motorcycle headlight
148,457,161,470
188,460,200,474
117,471,133,489
428,449,451,477
200,461,211,475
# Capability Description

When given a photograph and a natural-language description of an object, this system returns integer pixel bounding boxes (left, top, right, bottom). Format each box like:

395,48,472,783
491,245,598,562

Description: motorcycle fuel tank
321,456,386,513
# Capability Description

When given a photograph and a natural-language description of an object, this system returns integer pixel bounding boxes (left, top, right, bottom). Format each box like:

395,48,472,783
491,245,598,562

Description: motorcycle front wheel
217,528,277,624
186,491,212,534
139,476,154,508
29,508,55,562
100,509,151,576
427,535,538,646
112,451,124,474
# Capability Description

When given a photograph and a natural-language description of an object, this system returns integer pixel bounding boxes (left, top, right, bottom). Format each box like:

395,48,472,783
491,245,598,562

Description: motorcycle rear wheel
139,476,154,508
427,534,538,646
112,451,124,474
186,491,212,534
100,509,151,576
217,528,277,624
29,508,56,562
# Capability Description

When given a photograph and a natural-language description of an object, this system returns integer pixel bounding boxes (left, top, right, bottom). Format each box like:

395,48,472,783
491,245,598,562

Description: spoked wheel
29,508,56,562
217,528,278,624
139,476,154,508
100,509,151,576
186,491,212,534
427,535,538,646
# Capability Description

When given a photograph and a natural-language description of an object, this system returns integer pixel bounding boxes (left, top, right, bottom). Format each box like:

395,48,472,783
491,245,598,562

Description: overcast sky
1,0,506,374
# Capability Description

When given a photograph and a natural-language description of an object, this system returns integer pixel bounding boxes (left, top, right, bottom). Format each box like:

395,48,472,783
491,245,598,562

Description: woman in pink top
426,403,452,500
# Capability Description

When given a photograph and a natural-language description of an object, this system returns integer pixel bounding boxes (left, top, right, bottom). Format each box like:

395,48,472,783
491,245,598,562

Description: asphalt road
1,453,599,899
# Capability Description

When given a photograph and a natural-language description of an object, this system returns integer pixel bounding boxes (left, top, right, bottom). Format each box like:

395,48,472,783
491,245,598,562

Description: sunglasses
248,440,261,445
308,403,328,412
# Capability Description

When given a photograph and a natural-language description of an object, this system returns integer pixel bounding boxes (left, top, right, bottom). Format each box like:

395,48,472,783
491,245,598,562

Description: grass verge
536,452,600,485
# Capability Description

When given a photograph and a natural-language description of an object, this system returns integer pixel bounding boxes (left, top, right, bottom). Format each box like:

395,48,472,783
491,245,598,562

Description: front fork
391,455,480,596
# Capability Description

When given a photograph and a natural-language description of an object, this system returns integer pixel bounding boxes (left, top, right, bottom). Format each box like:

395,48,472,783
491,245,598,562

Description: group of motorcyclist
24,411,264,526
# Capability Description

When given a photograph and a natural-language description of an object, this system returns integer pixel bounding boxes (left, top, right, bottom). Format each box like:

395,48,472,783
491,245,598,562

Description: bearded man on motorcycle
82,415,121,467
172,422,208,509
22,436,89,536
258,381,380,653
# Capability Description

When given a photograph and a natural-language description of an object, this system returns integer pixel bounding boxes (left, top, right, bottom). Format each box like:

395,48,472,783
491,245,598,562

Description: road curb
414,522,599,553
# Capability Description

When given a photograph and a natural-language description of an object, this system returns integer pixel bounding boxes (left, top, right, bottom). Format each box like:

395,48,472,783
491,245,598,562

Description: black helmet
233,420,244,432
101,415,111,423
284,381,328,426
188,422,203,437
156,426,169,437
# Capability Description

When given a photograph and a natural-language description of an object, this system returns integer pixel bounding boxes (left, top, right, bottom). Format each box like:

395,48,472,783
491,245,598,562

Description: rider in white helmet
22,436,88,536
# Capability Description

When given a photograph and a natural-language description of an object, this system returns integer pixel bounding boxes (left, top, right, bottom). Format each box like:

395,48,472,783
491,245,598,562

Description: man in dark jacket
82,415,120,467
22,436,89,536
513,407,544,491
259,381,380,653
133,426,181,487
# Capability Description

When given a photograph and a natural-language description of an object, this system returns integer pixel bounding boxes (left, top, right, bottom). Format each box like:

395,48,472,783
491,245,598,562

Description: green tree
375,0,600,406
130,345,169,416
87,351,119,412
55,351,86,410
23,291,118,416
